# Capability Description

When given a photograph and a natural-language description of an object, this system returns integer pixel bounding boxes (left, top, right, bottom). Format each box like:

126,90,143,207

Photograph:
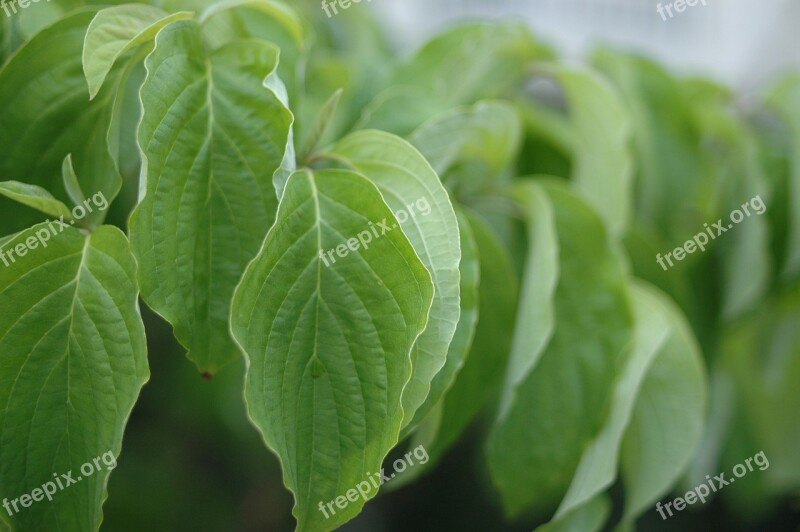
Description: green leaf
593,49,708,241
392,22,552,106
408,100,522,196
325,130,461,430
355,85,448,138
82,4,192,100
61,154,87,208
405,206,480,433
554,67,633,236
129,20,293,374
198,0,305,49
357,22,551,137
619,289,707,521
681,79,771,319
421,209,518,463
0,181,75,220
298,88,343,163
0,10,122,235
487,181,633,517
536,495,611,532
198,0,307,106
766,75,800,278
721,292,800,491
230,169,434,532
496,181,558,419
552,281,673,520
0,224,149,531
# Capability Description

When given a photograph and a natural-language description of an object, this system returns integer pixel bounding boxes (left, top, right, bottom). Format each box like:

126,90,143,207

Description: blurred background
97,1,800,531
373,0,800,94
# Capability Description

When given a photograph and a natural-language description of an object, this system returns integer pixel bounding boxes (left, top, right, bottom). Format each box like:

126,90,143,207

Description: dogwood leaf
325,130,461,431
129,20,293,374
230,169,433,532
0,224,148,531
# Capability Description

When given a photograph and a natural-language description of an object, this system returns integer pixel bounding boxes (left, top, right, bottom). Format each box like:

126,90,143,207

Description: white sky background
370,0,800,93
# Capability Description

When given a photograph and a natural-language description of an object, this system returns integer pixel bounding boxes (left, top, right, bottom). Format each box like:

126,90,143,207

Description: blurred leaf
722,291,800,492
496,181,558,420
537,495,610,532
416,209,518,465
358,21,552,136
766,75,800,278
593,49,708,241
554,67,633,237
0,10,121,234
393,21,552,106
620,290,707,521
553,282,672,520
488,182,633,517
355,85,448,137
408,100,522,197
683,79,771,319
299,88,342,163
230,169,434,532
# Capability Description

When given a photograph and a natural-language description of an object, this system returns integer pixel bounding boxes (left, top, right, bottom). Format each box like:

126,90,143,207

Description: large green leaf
129,20,293,374
82,4,193,99
325,130,461,430
619,290,707,521
230,169,434,532
0,224,148,531
487,181,633,517
0,10,122,235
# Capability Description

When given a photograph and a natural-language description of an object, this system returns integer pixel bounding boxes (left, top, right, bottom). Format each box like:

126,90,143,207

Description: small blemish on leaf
312,356,326,378
201,371,213,380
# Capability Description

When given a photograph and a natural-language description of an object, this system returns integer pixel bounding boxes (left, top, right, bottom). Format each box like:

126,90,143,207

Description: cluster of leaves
0,1,797,531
